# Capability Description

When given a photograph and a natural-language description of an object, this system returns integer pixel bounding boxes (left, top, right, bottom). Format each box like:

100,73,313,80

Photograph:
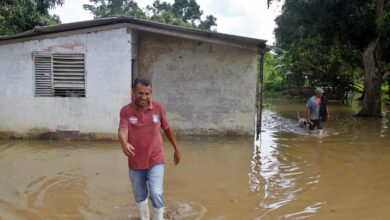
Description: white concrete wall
137,32,258,135
0,27,132,134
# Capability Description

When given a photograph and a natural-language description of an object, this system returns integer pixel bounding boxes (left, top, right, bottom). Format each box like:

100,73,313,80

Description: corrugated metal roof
0,16,267,48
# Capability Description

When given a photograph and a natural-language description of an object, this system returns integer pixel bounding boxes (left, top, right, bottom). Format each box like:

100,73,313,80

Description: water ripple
251,109,324,218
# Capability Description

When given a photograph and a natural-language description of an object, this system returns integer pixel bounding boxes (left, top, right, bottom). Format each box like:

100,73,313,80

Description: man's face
133,84,152,108
315,92,323,98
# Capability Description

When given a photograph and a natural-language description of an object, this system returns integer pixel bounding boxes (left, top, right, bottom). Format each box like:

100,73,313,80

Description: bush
263,80,286,93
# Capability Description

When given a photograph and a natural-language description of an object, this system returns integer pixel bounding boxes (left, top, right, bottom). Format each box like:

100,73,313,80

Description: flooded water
0,100,390,219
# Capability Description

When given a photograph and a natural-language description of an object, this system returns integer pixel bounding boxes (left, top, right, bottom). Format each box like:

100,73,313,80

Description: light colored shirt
306,96,321,120
119,100,170,170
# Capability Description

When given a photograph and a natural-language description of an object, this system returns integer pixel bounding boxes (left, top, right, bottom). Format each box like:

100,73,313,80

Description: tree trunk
356,0,384,117
356,40,382,117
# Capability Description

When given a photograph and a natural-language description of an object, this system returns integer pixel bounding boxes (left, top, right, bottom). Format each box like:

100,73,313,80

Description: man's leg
148,164,165,220
317,119,324,130
309,119,318,130
129,169,149,220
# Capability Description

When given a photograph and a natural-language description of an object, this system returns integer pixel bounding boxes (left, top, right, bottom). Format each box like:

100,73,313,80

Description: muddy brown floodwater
0,100,390,220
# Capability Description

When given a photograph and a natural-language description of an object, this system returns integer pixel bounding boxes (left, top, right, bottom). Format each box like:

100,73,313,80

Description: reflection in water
250,101,390,219
0,142,102,220
251,109,324,219
0,101,389,219
24,172,92,219
381,111,389,138
249,144,264,192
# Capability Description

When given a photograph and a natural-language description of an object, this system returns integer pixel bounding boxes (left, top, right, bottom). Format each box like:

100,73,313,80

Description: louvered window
34,53,85,97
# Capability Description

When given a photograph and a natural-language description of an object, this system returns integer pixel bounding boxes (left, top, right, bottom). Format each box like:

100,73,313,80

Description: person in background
118,77,181,220
307,87,330,130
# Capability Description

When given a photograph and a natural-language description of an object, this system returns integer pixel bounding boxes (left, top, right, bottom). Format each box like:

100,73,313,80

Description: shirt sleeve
118,106,129,129
160,105,170,130
306,98,312,109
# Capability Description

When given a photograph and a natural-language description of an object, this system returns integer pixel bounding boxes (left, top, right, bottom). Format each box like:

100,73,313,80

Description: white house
0,17,267,140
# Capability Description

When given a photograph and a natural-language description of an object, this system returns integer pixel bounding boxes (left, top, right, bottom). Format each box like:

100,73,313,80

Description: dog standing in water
298,111,312,128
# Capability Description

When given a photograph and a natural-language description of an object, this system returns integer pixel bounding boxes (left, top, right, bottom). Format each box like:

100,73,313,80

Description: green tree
83,0,146,19
83,0,217,31
269,0,390,116
263,52,287,94
198,15,217,31
0,0,63,35
171,0,202,22
147,0,216,30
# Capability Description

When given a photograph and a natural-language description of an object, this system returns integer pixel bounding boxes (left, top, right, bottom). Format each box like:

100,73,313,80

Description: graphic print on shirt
152,114,159,124
129,116,138,124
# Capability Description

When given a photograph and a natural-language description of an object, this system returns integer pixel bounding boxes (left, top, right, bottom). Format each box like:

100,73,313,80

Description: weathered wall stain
43,41,83,52
0,129,117,141
1,26,259,138
0,28,131,135
137,31,258,135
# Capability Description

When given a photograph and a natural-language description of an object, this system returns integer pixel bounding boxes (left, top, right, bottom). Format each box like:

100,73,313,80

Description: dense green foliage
83,0,146,19
379,4,390,73
263,53,286,94
268,0,390,108
0,0,63,35
83,0,217,31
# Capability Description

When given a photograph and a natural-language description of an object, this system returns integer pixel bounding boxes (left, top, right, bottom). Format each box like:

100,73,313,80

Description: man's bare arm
163,127,181,165
307,108,312,123
118,127,135,156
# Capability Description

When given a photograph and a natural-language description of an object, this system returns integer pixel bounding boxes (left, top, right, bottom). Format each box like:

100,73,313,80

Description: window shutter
34,54,53,97
52,54,85,97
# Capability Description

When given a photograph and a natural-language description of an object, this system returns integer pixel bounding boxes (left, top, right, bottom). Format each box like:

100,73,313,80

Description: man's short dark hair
132,76,152,89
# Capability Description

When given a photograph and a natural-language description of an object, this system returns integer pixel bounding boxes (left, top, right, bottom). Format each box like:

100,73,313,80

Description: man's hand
122,143,135,157
118,128,134,157
174,150,181,165
164,127,181,166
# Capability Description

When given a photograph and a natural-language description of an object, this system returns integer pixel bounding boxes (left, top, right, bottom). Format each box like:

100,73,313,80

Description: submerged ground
0,100,389,219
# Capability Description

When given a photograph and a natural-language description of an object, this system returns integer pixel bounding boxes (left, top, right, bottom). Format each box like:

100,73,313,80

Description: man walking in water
307,87,330,130
118,77,181,220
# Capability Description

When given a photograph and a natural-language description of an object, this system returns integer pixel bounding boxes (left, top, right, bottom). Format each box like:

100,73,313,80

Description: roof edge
0,16,267,49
